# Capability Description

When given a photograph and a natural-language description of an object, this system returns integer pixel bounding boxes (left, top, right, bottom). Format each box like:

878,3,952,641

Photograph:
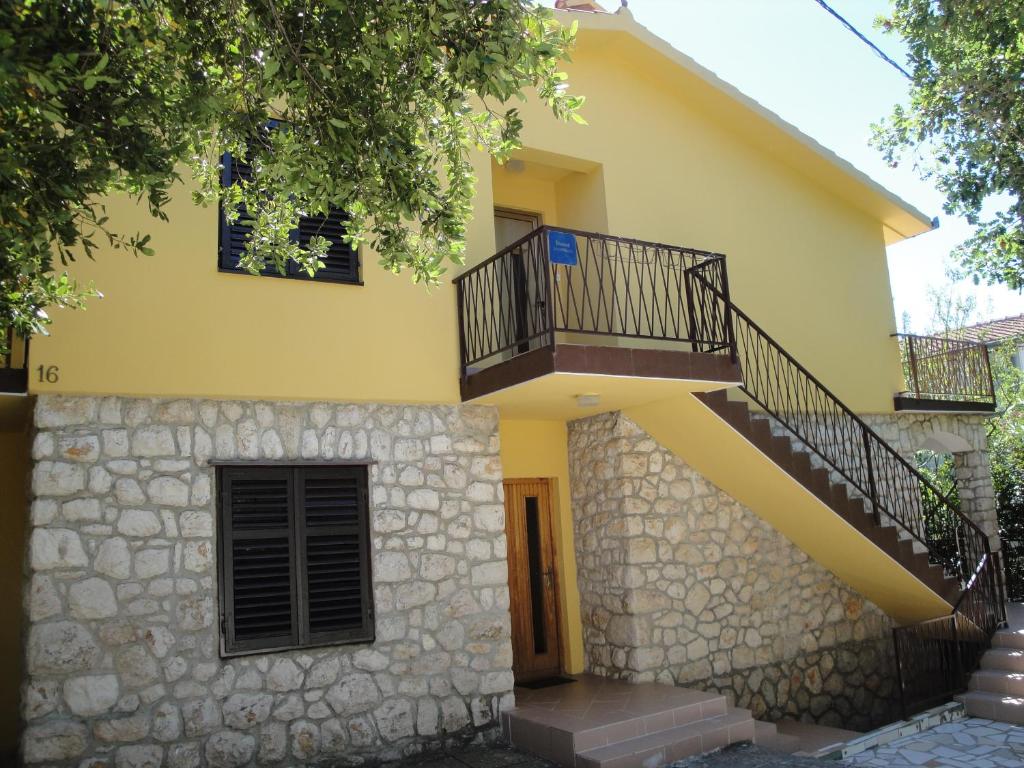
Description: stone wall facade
23,395,514,767
865,412,997,550
567,412,898,731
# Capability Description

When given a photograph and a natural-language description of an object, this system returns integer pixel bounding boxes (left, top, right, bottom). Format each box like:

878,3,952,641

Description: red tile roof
959,313,1024,344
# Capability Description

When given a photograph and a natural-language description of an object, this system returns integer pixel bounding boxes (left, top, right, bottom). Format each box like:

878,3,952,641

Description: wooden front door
503,478,562,682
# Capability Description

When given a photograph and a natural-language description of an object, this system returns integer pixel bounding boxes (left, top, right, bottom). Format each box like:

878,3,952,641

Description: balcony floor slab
461,344,742,420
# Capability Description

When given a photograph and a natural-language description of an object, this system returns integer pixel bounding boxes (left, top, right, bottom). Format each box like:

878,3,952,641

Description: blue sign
547,229,578,266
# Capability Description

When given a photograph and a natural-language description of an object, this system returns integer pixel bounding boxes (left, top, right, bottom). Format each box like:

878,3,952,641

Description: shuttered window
218,151,360,285
217,465,373,656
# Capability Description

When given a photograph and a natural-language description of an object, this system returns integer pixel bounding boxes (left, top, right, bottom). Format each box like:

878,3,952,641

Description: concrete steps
575,710,754,768
962,626,1024,724
504,675,760,768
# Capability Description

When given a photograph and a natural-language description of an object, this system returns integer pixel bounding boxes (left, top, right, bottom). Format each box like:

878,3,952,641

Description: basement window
216,465,374,656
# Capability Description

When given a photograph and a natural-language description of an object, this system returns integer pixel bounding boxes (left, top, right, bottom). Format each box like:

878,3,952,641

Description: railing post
863,426,880,524
982,344,996,403
683,265,699,352
892,628,908,719
908,335,921,398
455,280,468,380
542,229,556,349
718,258,737,363
951,614,962,695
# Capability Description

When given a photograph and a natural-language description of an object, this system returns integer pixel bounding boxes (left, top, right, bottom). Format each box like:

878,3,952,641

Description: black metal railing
686,266,1006,717
453,226,732,375
0,327,29,394
892,552,1003,716
894,333,995,405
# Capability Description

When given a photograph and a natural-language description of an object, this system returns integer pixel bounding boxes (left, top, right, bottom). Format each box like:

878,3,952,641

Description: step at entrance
960,604,1024,723
503,674,785,768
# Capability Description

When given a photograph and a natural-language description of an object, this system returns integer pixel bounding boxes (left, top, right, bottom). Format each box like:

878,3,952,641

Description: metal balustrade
453,226,732,375
894,333,995,407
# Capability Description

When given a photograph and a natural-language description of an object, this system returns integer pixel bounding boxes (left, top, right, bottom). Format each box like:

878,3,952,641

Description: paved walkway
671,742,829,766
383,717,1024,768
843,717,1024,768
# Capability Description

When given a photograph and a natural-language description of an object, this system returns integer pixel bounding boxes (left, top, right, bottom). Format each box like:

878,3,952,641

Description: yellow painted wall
0,427,28,757
498,420,584,674
29,17,916,413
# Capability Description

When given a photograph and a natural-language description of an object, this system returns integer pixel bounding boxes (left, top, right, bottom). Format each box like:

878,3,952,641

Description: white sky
541,0,1023,332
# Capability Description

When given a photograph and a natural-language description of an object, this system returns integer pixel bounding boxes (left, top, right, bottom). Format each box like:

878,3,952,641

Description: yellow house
0,3,1006,766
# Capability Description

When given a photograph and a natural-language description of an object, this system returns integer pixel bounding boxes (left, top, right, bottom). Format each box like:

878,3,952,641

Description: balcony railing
893,333,995,409
453,226,733,376
1,327,29,394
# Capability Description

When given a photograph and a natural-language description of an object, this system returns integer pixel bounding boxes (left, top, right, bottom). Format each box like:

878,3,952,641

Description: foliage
0,0,582,350
874,0,1024,291
989,338,1024,596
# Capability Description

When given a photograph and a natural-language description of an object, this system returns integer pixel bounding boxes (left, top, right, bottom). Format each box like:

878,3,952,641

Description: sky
542,0,1022,332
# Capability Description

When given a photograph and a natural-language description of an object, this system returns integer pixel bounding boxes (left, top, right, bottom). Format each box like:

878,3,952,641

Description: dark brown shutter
218,464,373,656
292,209,360,283
219,467,298,654
296,466,374,644
217,152,260,272
218,134,360,284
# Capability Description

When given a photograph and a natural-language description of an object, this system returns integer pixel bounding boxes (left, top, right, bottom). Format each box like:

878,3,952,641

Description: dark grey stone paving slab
671,743,832,767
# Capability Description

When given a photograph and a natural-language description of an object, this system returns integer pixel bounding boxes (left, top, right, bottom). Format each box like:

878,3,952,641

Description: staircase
504,675,800,768
696,390,960,604
961,605,1024,723
630,259,1006,715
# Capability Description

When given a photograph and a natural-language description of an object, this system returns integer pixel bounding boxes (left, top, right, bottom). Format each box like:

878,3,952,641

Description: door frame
494,209,544,356
503,476,564,681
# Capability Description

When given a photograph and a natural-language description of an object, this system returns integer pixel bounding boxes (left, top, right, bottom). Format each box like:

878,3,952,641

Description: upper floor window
217,464,374,656
218,149,361,285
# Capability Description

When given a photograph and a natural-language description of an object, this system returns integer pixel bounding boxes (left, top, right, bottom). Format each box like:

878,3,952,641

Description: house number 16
36,365,59,383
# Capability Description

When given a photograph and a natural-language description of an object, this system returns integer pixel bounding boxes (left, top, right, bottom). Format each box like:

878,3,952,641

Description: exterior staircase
961,604,1024,723
698,391,960,604
631,260,1005,716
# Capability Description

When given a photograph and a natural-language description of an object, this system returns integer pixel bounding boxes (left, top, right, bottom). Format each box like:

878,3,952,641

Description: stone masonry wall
23,395,514,767
567,412,898,731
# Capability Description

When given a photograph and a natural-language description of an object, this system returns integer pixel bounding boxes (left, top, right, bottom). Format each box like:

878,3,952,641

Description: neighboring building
0,4,1007,767
959,313,1024,371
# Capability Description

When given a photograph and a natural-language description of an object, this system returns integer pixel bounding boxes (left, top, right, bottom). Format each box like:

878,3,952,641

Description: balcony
893,333,996,413
453,226,742,417
0,328,28,395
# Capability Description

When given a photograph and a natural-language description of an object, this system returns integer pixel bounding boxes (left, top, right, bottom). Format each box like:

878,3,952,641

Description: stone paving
383,718,1024,768
843,717,1024,768
673,742,829,766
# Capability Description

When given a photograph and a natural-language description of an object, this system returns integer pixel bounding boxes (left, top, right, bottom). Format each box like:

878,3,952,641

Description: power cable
812,0,913,80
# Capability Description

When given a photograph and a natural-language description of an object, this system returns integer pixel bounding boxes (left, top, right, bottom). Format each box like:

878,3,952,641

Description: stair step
969,668,1024,697
575,711,755,768
981,648,1024,673
993,629,1024,650
959,690,1024,724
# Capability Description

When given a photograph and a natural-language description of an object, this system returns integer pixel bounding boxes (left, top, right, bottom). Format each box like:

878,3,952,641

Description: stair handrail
684,263,995,583
684,261,1005,719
